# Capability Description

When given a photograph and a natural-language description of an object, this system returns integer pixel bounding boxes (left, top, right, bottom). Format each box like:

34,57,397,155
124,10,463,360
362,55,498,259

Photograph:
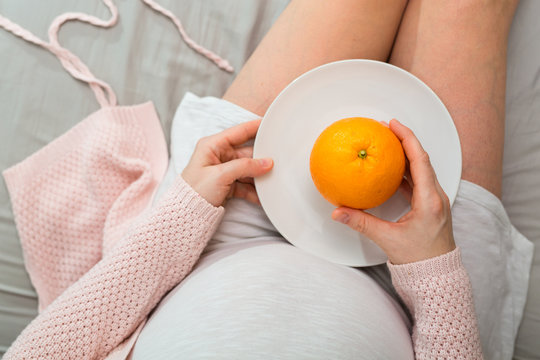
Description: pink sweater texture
3,103,482,359
388,249,483,359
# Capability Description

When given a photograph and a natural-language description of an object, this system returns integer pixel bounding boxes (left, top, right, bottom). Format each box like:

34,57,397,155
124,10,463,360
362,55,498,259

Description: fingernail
334,213,349,224
258,158,273,167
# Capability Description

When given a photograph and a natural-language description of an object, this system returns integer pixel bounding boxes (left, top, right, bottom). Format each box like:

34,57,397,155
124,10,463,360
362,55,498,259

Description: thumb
332,207,391,246
218,158,273,183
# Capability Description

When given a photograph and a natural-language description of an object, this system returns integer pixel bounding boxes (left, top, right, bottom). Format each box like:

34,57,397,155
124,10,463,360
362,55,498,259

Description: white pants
133,93,533,360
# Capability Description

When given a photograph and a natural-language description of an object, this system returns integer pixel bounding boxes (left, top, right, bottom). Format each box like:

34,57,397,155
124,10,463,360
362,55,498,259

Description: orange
309,117,405,209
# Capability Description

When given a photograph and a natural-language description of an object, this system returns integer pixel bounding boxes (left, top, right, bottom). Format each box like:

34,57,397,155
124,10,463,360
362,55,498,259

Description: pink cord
0,0,234,108
141,0,234,73
0,0,119,107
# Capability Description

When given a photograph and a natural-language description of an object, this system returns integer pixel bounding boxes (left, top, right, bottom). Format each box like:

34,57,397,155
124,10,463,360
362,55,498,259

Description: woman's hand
182,120,273,207
332,119,456,265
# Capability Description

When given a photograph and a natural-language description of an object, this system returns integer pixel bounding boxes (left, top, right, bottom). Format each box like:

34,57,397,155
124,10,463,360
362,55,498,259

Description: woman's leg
223,0,408,116
389,0,519,198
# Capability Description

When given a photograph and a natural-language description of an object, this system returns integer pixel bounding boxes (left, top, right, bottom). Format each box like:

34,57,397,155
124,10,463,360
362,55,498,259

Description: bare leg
223,0,408,116
389,0,519,198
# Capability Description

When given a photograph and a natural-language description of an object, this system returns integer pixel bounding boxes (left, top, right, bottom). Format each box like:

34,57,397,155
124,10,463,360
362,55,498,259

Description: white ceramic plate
253,60,461,267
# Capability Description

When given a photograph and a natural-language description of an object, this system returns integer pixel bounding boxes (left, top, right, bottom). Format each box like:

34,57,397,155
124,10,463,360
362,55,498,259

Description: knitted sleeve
3,176,224,360
388,247,483,360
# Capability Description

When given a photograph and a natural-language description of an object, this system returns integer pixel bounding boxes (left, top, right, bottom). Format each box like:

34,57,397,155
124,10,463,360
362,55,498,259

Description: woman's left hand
331,119,455,265
181,119,273,207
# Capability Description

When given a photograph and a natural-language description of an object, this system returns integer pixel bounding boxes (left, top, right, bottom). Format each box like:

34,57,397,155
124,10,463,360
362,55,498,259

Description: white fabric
452,181,533,359
140,92,533,359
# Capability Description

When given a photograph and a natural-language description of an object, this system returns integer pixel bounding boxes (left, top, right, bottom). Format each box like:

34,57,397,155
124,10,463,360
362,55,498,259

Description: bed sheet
0,0,539,358
504,1,540,358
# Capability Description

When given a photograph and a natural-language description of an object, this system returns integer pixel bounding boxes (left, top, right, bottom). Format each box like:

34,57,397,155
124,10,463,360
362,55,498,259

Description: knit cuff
166,175,225,225
388,247,464,287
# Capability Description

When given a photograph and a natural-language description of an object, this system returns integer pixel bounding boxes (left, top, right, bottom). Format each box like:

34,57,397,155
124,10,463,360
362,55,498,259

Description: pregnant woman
3,0,523,359
134,0,519,358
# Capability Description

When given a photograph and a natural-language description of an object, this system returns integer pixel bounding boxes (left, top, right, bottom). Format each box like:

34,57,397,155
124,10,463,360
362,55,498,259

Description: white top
132,239,413,360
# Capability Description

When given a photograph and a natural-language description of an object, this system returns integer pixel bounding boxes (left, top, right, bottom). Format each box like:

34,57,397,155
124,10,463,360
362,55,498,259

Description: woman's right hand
182,120,273,208
332,119,456,265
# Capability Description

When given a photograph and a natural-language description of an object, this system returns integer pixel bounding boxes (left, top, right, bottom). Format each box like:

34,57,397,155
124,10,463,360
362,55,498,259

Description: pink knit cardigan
2,104,482,359
2,103,223,359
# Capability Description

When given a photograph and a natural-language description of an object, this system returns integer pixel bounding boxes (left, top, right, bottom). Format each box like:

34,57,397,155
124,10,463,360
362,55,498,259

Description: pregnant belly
132,243,413,360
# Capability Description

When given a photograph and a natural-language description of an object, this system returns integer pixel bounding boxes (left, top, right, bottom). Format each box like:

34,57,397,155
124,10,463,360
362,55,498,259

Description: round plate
253,60,461,267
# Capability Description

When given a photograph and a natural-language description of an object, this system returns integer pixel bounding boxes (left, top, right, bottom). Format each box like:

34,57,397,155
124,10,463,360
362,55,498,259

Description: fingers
403,158,412,187
193,122,259,165
389,119,437,192
399,159,413,202
184,121,270,208
230,182,261,205
218,157,273,184
237,177,254,185
214,119,262,147
215,145,253,166
332,207,392,247
398,178,413,203
234,146,253,159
